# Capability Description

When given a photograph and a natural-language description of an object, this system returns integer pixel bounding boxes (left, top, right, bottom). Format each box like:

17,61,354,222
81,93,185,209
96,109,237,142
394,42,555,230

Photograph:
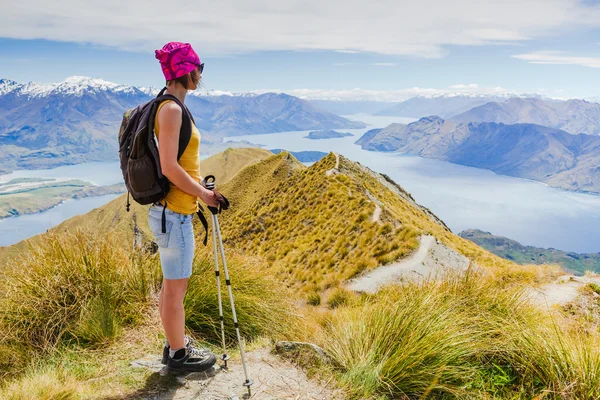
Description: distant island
270,149,328,163
459,229,600,275
0,178,125,219
304,130,353,140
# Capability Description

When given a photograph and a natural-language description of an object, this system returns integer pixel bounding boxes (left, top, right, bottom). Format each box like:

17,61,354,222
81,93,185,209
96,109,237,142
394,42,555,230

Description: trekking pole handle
202,175,216,190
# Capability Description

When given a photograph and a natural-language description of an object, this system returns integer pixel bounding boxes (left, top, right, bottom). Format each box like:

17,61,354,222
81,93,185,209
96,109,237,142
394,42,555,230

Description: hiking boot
166,345,217,373
161,335,195,365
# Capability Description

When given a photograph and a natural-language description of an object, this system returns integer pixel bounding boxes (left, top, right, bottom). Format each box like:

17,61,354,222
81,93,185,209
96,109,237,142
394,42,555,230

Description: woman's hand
198,186,218,207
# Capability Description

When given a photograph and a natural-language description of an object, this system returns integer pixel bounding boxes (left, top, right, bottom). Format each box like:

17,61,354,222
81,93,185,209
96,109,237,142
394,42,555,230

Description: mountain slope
199,147,273,184
454,98,600,135
356,116,600,192
213,152,530,290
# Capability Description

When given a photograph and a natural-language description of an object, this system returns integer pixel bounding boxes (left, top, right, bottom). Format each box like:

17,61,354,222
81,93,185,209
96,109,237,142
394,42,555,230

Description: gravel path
132,348,341,400
528,275,600,308
346,235,470,293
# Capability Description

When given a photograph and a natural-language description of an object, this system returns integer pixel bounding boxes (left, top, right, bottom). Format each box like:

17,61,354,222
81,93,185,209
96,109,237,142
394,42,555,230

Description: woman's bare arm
156,102,217,207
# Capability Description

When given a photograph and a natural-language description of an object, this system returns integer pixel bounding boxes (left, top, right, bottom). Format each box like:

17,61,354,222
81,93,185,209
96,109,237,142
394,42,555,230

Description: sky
0,0,599,101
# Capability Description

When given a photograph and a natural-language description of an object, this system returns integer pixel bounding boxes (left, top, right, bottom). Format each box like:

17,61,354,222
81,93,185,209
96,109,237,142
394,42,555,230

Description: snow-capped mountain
0,76,146,98
0,76,364,173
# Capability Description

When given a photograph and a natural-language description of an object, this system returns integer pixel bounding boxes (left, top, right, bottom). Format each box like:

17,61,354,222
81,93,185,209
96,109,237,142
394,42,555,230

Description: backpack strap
154,87,193,161
196,203,209,246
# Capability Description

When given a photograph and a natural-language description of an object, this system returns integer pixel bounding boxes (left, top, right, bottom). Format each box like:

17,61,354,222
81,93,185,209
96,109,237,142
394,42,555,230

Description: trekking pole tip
243,379,254,396
221,353,230,368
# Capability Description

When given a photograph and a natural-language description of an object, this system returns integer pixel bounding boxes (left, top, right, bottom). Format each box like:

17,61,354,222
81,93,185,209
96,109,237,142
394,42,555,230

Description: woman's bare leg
160,277,189,351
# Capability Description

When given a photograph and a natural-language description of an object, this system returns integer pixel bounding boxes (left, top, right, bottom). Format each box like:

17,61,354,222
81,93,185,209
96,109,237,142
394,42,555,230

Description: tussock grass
0,366,80,400
320,273,600,399
326,287,354,309
184,252,301,344
0,230,161,358
307,292,321,306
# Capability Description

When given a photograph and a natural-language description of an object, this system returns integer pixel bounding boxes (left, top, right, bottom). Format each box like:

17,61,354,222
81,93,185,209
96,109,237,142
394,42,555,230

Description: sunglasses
195,62,204,74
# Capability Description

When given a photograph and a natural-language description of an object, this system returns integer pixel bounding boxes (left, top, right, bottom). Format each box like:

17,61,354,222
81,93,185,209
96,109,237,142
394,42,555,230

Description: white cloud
512,51,600,68
371,63,398,66
263,84,518,102
1,1,600,57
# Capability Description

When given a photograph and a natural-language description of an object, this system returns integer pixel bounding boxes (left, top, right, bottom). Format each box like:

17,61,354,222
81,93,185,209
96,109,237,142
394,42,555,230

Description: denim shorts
148,204,194,280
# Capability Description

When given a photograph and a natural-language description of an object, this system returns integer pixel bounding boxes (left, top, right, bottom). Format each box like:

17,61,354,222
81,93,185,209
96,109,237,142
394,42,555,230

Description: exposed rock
275,341,332,365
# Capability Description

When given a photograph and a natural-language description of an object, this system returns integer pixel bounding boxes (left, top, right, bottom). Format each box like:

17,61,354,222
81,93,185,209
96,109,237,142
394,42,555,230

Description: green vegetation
461,229,600,275
0,232,159,362
217,152,420,290
0,178,125,219
326,287,353,309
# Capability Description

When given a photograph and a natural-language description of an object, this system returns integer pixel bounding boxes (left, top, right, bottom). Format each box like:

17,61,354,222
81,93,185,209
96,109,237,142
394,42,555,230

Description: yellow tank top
154,100,200,215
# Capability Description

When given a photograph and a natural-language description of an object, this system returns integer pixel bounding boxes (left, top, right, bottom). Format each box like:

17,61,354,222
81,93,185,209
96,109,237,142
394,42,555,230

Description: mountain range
453,97,600,135
459,229,600,275
0,76,364,173
374,95,512,118
355,116,600,192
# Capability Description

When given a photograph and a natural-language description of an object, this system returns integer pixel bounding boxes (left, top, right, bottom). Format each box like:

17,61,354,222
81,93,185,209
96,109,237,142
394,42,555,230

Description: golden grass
0,231,160,356
200,147,274,184
184,252,301,344
317,272,600,399
215,153,421,291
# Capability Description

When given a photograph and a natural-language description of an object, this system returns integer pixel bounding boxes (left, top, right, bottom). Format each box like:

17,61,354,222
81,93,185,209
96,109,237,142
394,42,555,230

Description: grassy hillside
199,147,274,184
460,228,600,275
213,152,553,292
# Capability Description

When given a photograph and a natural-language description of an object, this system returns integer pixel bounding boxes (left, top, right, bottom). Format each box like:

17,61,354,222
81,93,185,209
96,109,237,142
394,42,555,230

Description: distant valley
356,116,600,193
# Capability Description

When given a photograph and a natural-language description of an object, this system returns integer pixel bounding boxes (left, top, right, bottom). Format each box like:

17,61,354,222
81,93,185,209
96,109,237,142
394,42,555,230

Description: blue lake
0,194,120,247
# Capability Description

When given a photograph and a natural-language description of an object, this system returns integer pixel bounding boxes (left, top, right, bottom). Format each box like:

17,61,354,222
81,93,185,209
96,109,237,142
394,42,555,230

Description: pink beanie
155,42,201,80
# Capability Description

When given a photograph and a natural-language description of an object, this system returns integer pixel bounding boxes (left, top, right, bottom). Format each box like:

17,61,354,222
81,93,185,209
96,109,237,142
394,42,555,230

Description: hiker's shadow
101,361,222,400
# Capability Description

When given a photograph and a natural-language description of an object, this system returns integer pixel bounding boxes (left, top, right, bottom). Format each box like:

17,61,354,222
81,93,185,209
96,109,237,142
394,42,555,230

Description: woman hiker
149,41,225,372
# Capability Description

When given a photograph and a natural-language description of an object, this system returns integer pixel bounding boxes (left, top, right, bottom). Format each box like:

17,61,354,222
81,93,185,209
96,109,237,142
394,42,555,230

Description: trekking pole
203,176,254,396
210,205,230,368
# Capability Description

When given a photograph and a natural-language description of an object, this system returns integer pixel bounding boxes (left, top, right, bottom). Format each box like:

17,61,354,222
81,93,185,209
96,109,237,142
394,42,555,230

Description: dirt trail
347,235,470,293
325,153,340,177
371,204,382,223
528,275,600,308
132,348,341,400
